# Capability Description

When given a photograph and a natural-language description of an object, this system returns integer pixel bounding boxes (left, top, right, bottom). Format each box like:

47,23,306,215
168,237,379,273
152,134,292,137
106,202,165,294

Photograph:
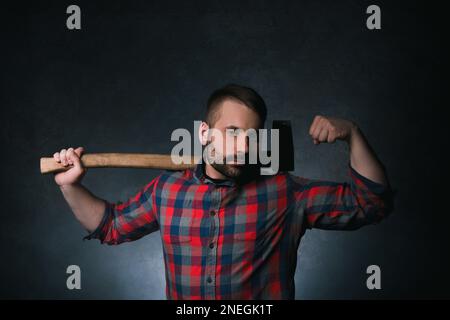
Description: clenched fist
53,147,87,186
309,115,358,145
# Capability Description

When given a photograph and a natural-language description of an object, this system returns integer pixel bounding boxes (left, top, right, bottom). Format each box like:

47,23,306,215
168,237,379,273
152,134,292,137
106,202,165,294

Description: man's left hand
309,115,358,145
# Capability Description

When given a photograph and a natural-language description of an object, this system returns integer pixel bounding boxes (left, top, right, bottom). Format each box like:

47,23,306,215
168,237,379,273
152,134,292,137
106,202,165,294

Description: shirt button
209,242,214,249
207,276,212,283
210,210,216,216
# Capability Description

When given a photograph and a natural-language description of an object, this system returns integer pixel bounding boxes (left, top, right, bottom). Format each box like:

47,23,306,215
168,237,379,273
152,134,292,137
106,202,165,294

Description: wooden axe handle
40,153,199,174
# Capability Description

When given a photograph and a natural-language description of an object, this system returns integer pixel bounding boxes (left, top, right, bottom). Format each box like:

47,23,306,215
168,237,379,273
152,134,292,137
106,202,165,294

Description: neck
205,163,227,180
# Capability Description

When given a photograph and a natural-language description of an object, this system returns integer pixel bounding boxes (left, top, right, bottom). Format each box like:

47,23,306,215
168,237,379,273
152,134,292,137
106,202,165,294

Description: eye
227,129,240,136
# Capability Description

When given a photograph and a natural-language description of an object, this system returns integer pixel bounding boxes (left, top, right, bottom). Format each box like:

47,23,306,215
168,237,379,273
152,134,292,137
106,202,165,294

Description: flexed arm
309,115,388,185
290,116,393,230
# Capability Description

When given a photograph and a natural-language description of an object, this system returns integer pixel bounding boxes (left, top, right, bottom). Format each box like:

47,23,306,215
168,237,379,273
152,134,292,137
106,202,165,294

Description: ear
198,121,209,146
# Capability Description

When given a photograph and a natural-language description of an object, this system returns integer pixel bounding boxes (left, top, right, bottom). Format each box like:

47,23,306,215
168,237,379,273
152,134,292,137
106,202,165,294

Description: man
54,84,393,299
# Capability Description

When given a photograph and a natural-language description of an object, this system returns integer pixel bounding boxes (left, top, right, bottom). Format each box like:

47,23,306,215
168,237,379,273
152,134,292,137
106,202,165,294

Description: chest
156,182,290,249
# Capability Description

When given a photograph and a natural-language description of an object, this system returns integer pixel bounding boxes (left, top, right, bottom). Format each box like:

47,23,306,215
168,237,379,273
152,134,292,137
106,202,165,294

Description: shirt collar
193,162,236,187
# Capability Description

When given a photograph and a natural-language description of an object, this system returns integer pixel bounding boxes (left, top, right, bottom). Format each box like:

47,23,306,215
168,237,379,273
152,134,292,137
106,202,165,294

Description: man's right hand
53,147,87,186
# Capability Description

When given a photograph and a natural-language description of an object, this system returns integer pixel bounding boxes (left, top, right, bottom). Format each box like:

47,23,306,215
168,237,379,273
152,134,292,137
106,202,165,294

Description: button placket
204,188,221,299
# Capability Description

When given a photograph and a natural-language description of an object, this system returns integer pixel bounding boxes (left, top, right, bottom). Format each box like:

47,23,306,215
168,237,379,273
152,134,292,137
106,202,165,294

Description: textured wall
1,0,447,299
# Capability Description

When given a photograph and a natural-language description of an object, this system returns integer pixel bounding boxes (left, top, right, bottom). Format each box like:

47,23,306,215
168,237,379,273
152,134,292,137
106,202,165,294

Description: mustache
224,152,250,164
203,142,258,164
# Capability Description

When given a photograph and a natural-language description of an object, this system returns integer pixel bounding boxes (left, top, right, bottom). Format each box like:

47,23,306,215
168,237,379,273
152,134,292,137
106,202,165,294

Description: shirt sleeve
289,164,394,230
83,177,160,245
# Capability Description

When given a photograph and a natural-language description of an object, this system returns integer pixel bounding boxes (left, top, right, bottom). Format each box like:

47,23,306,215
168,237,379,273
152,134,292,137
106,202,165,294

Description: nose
234,134,249,154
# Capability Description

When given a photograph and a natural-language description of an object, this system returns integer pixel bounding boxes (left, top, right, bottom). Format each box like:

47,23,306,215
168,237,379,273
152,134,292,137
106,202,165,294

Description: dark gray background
1,0,447,299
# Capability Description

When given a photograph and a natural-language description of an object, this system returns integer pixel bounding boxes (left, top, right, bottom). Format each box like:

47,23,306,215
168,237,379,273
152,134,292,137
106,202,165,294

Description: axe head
255,120,295,174
272,120,295,172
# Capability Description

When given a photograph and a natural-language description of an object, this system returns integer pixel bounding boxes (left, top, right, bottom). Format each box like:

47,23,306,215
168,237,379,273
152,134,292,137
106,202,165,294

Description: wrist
346,122,360,143
59,182,81,191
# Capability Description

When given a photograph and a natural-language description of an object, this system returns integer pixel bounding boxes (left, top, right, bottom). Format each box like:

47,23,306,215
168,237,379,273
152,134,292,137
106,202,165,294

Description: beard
203,140,261,184
209,153,260,185
210,162,244,179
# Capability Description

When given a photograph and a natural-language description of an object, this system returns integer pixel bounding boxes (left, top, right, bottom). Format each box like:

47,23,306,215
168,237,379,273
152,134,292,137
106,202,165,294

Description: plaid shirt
85,163,392,299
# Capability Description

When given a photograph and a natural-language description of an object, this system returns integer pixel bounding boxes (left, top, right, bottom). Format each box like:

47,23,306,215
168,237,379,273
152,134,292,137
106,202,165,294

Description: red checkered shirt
85,163,393,299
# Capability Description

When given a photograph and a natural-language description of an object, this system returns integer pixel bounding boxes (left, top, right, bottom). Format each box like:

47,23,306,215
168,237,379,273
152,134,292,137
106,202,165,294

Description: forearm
59,183,106,232
348,125,387,185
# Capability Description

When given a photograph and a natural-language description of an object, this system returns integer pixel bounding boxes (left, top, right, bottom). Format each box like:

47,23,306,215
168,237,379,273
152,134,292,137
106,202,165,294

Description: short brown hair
206,84,267,128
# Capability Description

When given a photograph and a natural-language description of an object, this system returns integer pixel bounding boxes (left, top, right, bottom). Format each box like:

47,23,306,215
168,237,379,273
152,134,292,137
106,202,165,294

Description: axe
40,120,294,174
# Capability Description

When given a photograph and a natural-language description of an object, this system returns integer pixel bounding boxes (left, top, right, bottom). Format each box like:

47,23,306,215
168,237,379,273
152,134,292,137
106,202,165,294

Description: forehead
214,99,261,130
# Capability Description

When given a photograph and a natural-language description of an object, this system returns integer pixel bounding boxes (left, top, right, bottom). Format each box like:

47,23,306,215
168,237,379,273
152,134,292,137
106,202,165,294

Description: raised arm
54,147,160,244
309,115,388,185
289,116,393,230
54,147,106,232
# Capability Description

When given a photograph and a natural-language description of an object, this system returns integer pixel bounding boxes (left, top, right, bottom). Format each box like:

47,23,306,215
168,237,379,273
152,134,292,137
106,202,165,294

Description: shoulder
261,172,316,193
252,171,294,190
154,168,195,189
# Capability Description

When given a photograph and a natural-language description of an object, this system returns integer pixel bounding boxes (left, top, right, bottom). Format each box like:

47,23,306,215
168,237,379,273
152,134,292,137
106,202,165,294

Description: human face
199,99,262,180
